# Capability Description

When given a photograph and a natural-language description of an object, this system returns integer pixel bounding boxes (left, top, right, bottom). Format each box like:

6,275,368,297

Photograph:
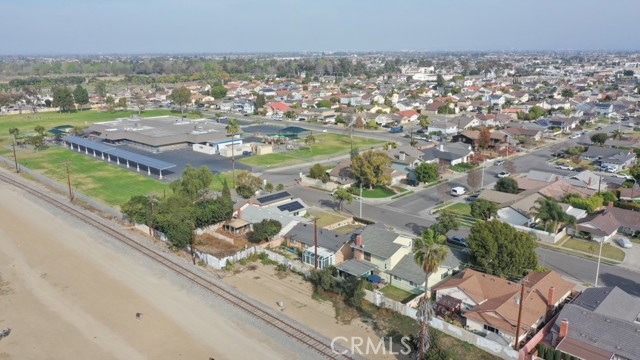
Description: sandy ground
224,264,407,360
0,184,298,360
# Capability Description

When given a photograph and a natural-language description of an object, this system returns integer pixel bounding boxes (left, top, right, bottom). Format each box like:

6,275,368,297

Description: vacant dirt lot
0,184,296,360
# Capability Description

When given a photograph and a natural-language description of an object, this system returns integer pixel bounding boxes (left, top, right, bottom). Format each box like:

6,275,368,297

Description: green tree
413,228,448,359
152,196,196,249
265,182,274,193
116,97,127,109
305,133,316,153
72,125,85,136
590,132,608,145
436,74,445,88
225,118,240,187
8,127,19,141
105,95,115,105
332,187,353,212
467,220,538,276
235,171,262,198
418,115,430,128
133,92,147,115
194,196,233,228
255,93,266,111
350,150,392,189
169,86,192,114
29,125,47,151
72,85,89,110
316,100,332,108
309,163,329,182
561,89,574,98
530,197,576,233
52,87,74,112
169,164,213,201
94,81,107,98
495,177,519,194
611,129,623,140
528,106,547,120
630,164,640,182
248,219,282,243
414,162,438,183
210,85,228,99
470,199,498,221
431,210,459,237
121,195,152,224
276,183,284,191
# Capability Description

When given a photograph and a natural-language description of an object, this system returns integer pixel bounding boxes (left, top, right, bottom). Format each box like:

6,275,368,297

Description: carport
62,136,176,179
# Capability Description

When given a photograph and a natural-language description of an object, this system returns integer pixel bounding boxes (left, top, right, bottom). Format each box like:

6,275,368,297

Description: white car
556,165,575,171
497,171,510,178
570,134,581,139
614,174,634,180
616,237,633,249
451,187,466,197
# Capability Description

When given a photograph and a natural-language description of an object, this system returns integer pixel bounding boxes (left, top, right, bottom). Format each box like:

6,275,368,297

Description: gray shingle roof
336,259,377,277
552,303,640,360
353,225,403,259
387,254,425,285
579,286,640,323
284,222,352,253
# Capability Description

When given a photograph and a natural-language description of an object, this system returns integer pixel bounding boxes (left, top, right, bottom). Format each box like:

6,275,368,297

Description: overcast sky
1,0,639,55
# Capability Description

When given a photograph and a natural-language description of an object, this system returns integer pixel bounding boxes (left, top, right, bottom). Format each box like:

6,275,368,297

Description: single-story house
283,222,354,269
421,143,474,166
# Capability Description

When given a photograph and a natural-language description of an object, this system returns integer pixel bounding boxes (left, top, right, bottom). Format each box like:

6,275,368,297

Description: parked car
416,129,426,134
570,134,581,139
495,159,505,166
447,236,468,248
595,126,603,130
497,171,510,178
557,165,575,171
614,173,634,180
242,151,252,156
616,237,633,249
466,193,480,202
451,187,466,197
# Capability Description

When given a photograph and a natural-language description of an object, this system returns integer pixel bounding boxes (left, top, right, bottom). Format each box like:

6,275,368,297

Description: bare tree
467,168,482,193
437,182,449,204
505,160,517,174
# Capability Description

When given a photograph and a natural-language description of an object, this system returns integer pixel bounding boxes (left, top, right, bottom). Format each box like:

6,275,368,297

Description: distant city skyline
1,0,639,55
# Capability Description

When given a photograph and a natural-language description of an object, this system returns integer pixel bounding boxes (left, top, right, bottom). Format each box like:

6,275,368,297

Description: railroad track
0,173,355,360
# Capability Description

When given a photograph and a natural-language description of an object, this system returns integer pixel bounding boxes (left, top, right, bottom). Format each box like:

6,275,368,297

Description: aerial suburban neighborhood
0,2,639,360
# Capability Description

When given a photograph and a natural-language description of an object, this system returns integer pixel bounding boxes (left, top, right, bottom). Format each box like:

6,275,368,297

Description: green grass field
0,109,195,146
307,208,349,228
16,146,169,207
562,238,626,261
379,285,416,303
449,163,476,172
361,185,396,198
445,203,472,216
240,133,384,168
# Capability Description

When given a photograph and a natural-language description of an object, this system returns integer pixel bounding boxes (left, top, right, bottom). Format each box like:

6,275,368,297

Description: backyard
240,133,384,168
306,208,350,228
379,285,417,303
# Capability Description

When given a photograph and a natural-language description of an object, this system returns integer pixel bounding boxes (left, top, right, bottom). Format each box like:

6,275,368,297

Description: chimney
559,319,569,341
399,151,406,161
608,201,614,208
439,144,444,151
555,176,560,182
237,208,242,219
355,234,363,260
588,177,592,186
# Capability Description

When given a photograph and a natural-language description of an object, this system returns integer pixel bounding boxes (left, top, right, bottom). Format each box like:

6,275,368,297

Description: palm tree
530,197,575,234
611,129,623,140
413,228,448,360
225,118,240,188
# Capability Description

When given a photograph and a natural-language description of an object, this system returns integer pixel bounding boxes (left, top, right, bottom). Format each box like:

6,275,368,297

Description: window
364,252,371,261
409,281,416,287
483,324,499,334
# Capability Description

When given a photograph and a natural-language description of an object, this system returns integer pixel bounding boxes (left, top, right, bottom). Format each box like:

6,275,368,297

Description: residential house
576,204,640,242
535,117,580,133
451,115,481,130
594,102,614,116
452,130,508,150
397,109,420,123
434,269,574,347
283,222,354,269
503,126,542,142
254,191,293,207
266,102,291,116
476,114,497,127
427,121,458,135
328,159,355,185
548,287,640,360
235,204,307,239
422,143,474,166
580,147,636,171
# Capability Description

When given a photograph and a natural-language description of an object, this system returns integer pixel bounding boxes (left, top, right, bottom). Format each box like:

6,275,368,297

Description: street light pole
481,164,485,190
359,182,363,218
595,238,604,287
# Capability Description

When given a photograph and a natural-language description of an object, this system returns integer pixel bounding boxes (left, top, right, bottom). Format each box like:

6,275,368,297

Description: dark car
447,236,468,248
465,194,479,202
416,129,426,134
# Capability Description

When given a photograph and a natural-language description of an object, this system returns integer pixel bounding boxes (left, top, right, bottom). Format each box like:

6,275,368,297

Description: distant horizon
1,0,639,55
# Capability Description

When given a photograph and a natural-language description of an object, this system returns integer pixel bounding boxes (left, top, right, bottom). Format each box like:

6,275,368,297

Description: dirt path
0,184,296,360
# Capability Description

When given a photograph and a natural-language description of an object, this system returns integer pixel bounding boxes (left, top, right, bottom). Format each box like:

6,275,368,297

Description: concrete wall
193,143,216,155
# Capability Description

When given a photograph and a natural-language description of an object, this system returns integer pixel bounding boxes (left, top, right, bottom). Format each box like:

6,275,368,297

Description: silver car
617,237,633,249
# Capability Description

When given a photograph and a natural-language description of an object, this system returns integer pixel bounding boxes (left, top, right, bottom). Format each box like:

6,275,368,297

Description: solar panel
256,191,291,204
277,201,304,212
62,136,176,170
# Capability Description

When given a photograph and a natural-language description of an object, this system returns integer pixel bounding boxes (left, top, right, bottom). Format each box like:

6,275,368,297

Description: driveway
619,237,640,271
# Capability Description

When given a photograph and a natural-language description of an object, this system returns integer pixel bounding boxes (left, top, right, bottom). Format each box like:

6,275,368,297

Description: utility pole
514,282,526,351
314,217,318,270
595,238,604,287
190,225,196,265
149,194,155,237
359,182,363,218
64,161,74,201
11,141,19,173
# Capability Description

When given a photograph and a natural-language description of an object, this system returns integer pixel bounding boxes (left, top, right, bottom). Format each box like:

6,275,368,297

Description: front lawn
379,285,417,303
361,185,396,198
306,209,349,228
449,163,476,172
445,203,472,216
562,238,626,262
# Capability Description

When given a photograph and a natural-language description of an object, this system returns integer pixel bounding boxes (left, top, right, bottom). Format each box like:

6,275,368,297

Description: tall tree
169,86,192,114
309,163,329,182
121,195,152,225
431,210,459,237
169,164,214,201
210,85,228,99
255,93,266,111
332,187,353,212
22,87,40,113
133,92,147,115
467,168,482,192
478,127,491,150
105,95,115,105
116,97,127,110
414,163,438,183
52,87,74,112
413,228,448,360
530,197,576,233
305,133,316,153
590,133,608,145
467,220,537,276
350,150,392,189
495,177,519,194
470,199,498,221
94,80,107,98
235,171,262,198
225,118,240,188
73,85,89,110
